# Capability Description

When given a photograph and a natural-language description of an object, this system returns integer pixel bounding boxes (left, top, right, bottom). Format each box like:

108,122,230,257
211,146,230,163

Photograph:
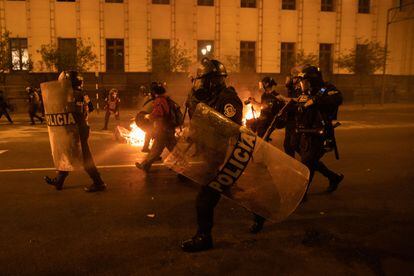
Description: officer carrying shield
296,65,344,201
44,71,106,192
181,58,243,252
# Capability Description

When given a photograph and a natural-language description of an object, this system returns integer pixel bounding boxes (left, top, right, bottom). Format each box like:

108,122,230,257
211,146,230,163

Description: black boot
84,181,107,192
135,161,151,172
326,173,344,193
250,214,265,234
44,176,63,190
181,233,213,252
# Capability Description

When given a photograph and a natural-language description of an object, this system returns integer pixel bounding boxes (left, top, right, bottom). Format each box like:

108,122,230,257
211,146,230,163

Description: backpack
166,97,184,128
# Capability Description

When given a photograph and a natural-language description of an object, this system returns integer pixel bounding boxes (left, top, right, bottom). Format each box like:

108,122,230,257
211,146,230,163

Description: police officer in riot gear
246,77,284,234
44,71,106,192
296,65,344,201
181,58,243,252
247,77,284,138
283,73,302,157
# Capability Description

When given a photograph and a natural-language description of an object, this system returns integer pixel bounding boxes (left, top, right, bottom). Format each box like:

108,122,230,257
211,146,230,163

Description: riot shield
164,103,309,222
40,80,82,171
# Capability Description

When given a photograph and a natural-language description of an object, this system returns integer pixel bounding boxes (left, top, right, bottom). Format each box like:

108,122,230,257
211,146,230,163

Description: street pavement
0,105,414,275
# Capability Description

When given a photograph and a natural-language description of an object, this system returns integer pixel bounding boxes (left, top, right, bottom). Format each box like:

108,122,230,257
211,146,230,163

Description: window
241,0,256,8
358,0,370,13
240,41,256,72
152,39,170,73
152,0,169,4
197,40,214,61
198,0,214,6
321,0,334,12
10,38,29,71
57,38,76,71
282,0,296,10
280,42,295,74
106,39,124,72
105,0,123,2
319,44,333,75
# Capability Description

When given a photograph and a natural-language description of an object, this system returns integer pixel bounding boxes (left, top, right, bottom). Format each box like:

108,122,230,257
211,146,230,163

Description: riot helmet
298,65,323,92
260,76,277,91
58,70,83,90
192,57,227,101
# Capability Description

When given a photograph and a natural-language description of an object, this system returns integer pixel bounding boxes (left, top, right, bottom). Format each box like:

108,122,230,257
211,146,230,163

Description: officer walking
283,73,302,157
181,58,243,252
44,71,106,192
296,65,344,201
135,84,177,172
136,83,157,153
0,90,13,124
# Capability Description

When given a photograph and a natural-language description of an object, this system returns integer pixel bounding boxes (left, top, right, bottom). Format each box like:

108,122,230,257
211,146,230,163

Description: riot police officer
296,65,344,201
283,73,302,157
247,77,284,138
44,71,106,192
181,58,243,252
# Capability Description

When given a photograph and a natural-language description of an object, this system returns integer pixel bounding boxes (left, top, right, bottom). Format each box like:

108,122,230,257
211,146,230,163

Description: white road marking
0,162,202,173
0,150,8,155
337,123,414,130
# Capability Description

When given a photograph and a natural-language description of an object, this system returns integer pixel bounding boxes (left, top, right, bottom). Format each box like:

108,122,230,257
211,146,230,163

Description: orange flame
243,104,260,125
118,122,148,147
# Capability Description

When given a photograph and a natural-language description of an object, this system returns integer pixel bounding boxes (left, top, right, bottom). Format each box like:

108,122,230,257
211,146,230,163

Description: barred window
241,0,256,8
198,0,214,6
152,0,169,4
10,38,29,71
106,39,124,72
282,0,296,10
321,0,334,12
358,0,370,13
319,43,333,75
240,41,256,72
280,42,295,74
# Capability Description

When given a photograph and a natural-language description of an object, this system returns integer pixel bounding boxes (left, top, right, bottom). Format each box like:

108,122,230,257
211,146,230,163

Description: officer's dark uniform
283,75,301,157
0,91,13,123
296,66,344,200
44,71,106,192
182,58,243,252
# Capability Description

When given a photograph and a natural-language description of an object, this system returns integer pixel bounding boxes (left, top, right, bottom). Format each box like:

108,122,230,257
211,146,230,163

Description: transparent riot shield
40,80,82,171
164,103,309,222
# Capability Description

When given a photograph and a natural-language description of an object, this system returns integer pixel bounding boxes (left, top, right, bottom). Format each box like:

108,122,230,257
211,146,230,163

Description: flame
243,104,260,125
118,122,148,147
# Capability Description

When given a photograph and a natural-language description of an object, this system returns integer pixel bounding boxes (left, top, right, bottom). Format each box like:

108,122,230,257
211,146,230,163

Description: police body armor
40,79,82,171
164,103,309,222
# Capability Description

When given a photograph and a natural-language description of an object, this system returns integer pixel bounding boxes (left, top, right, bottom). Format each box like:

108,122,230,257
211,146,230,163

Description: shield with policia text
40,79,82,171
164,103,310,222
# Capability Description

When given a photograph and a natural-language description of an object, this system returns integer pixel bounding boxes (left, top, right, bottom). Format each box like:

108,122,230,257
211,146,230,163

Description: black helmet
298,65,323,87
261,76,277,89
58,70,83,89
196,57,227,79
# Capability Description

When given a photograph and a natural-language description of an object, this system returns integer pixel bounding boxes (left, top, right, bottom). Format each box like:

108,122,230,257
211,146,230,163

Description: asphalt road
0,105,414,275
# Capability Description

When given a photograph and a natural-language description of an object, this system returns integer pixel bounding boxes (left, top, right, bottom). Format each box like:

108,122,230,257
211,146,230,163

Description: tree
37,38,98,72
336,40,387,75
295,49,318,67
0,31,12,86
223,55,240,73
148,40,192,77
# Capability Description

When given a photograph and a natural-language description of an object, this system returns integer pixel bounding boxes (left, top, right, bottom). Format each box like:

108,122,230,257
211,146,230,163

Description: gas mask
192,76,213,102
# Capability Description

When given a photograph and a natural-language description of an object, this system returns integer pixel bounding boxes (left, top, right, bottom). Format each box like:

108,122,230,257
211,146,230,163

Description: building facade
0,0,413,75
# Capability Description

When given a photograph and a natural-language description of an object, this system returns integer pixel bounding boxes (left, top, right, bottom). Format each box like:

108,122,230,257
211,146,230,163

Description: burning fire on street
116,123,148,147
243,104,260,125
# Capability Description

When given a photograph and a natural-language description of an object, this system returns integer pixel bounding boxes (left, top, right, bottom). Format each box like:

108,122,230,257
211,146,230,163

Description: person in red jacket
102,88,120,130
135,84,177,172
